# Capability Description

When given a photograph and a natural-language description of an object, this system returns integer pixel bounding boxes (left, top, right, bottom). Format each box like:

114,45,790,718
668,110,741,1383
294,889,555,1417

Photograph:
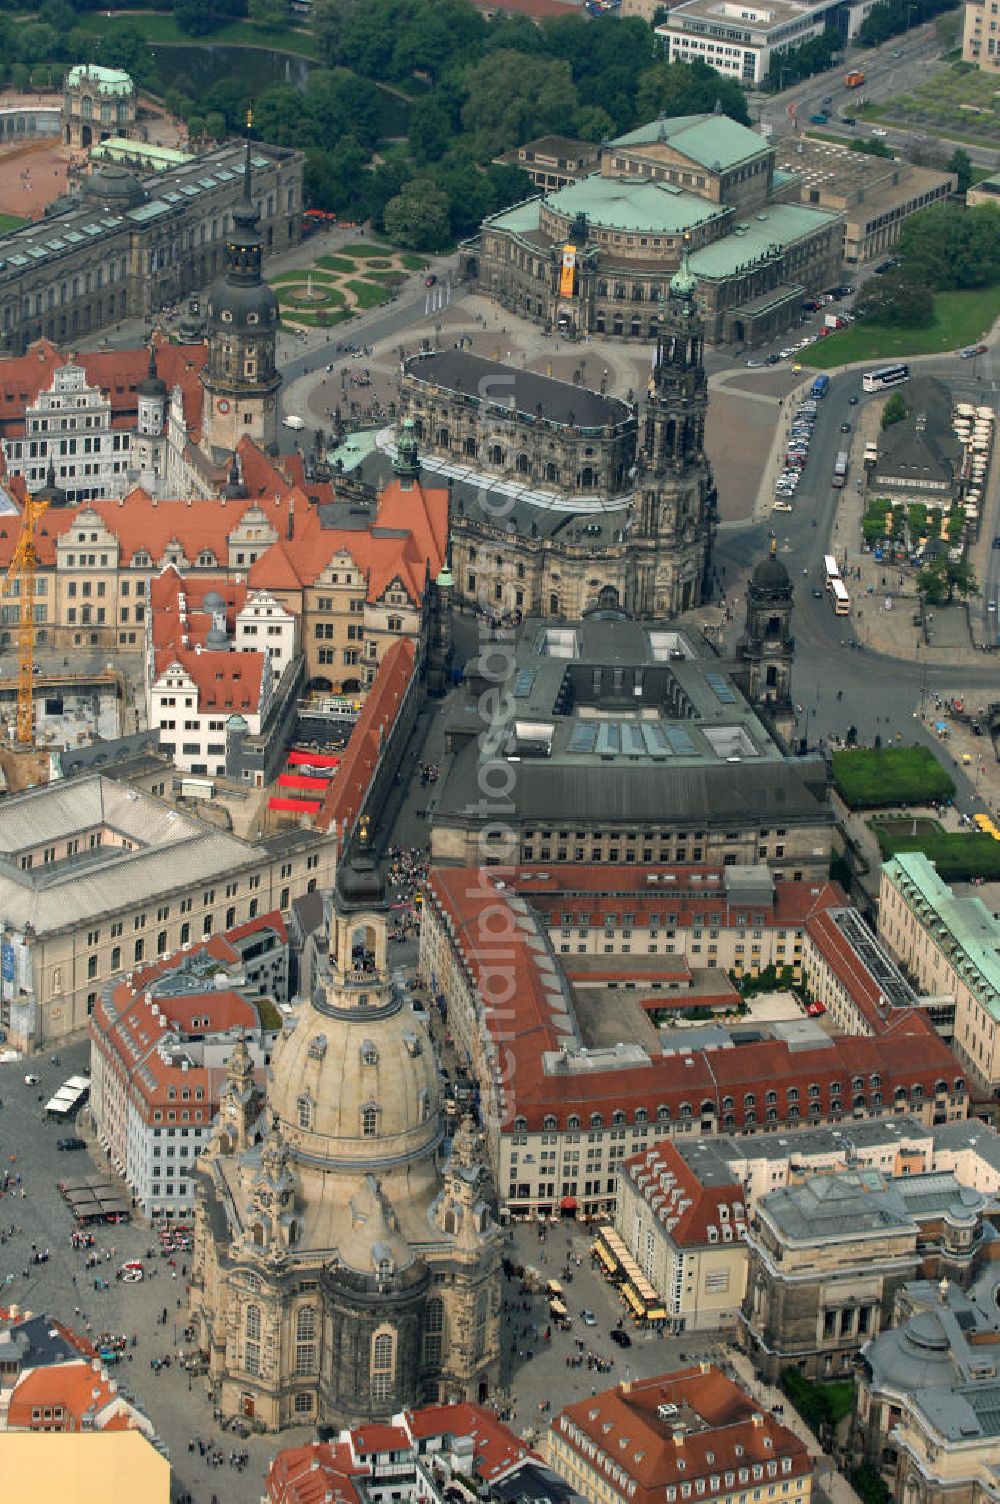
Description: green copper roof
541,175,726,235
66,64,134,97
884,851,1000,1020
687,201,841,281
609,113,771,173
486,199,543,234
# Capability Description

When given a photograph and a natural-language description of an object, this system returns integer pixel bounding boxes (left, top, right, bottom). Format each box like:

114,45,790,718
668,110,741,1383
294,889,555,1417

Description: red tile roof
267,1440,364,1504
6,1360,141,1433
317,638,416,837
621,1141,745,1248
400,1404,536,1481
552,1368,811,1504
424,867,967,1133
0,337,207,441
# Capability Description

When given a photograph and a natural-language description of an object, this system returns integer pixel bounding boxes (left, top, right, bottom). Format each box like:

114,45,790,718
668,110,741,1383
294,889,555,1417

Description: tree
460,51,579,160
881,391,908,428
383,177,452,250
853,271,934,327
205,111,227,142
248,0,288,29
917,555,979,604
438,156,496,237
636,58,750,127
409,95,456,164
898,202,1000,290
850,137,894,159
574,104,615,142
948,146,973,195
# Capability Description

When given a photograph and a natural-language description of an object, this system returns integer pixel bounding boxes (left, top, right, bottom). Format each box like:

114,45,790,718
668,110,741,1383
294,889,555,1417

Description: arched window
657,1104,671,1123
543,1114,557,1130
295,1305,316,1375
245,1303,261,1376
516,452,530,474
489,444,505,466
371,1329,395,1404
567,1114,580,1130
297,1094,313,1130
635,1107,648,1125
361,1040,378,1066
545,462,558,483
424,1296,445,1366
514,1115,527,1132
744,1093,756,1109
612,1109,625,1127
590,1112,604,1129
722,1096,734,1111
362,1103,378,1137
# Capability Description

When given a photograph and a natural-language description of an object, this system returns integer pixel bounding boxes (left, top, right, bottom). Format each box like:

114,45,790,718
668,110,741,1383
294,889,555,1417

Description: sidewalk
726,1349,860,1504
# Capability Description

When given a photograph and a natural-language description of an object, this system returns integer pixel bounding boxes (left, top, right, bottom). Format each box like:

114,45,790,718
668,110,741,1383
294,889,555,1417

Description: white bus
831,578,851,616
862,362,910,393
823,554,841,588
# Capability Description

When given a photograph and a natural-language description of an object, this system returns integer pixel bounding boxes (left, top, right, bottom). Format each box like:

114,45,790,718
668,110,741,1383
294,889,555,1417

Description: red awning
278,773,329,791
288,749,340,770
560,1197,578,1212
268,796,322,814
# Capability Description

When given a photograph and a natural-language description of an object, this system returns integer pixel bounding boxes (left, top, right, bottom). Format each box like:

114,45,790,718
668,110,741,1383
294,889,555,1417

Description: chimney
751,1413,765,1428
287,495,294,541
673,1426,685,1445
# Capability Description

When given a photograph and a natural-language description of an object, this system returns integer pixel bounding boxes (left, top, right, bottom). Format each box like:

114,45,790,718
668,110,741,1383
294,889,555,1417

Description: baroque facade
0,139,301,355
190,840,502,1429
396,258,715,622
471,113,843,348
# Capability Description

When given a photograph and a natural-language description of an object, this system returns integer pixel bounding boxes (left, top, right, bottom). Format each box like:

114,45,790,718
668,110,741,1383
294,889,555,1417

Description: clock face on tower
217,399,230,414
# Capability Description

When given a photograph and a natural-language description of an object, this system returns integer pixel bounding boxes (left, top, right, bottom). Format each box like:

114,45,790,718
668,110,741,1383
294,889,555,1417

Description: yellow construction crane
7,492,48,745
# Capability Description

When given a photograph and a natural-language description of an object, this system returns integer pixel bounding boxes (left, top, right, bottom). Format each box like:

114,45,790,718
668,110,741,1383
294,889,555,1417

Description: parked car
24,1073,39,1085
581,1310,598,1326
424,274,437,287
57,1136,86,1152
840,422,852,433
849,394,860,405
610,1329,632,1348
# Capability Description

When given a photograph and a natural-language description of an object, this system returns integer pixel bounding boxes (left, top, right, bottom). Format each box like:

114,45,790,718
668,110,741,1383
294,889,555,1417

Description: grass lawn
832,745,955,808
276,285,345,308
858,62,1000,145
872,815,943,838
343,243,397,258
363,269,406,285
804,288,999,368
400,252,429,270
74,10,320,58
347,279,391,309
0,212,27,237
281,308,353,329
874,829,1000,880
316,255,358,273
271,268,340,284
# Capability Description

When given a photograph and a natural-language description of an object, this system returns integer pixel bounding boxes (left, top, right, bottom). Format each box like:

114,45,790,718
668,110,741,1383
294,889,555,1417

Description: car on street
841,115,857,126
989,601,997,612
959,347,978,359
773,501,793,512
812,587,824,599
977,344,988,354
892,47,904,56
849,394,859,405
840,422,852,432
24,1073,39,1085
424,274,437,287
57,1136,86,1151
610,1329,632,1348
821,94,833,104
746,358,763,366
765,353,781,365
581,1309,598,1326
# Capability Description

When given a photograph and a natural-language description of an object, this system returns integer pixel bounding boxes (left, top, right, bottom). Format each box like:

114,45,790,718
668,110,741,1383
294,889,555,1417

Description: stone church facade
189,839,502,1430
395,263,715,621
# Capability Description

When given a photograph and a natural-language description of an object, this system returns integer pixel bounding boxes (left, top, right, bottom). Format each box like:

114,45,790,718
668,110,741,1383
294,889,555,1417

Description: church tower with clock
201,130,281,456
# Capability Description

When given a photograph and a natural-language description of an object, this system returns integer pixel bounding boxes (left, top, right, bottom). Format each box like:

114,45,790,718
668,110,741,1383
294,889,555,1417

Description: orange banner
559,243,576,299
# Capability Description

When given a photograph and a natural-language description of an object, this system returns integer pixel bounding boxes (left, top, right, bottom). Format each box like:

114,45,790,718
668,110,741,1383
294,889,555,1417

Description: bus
862,363,910,393
831,579,851,616
811,374,830,400
832,451,849,488
823,554,841,588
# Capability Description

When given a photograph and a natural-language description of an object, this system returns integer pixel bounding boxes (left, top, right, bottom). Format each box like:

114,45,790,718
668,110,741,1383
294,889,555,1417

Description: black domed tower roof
205,136,278,332
752,538,791,592
336,816,387,913
137,343,167,399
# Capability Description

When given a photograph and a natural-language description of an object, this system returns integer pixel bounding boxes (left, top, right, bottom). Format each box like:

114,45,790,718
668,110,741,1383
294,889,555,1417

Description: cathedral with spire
190,827,501,1430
